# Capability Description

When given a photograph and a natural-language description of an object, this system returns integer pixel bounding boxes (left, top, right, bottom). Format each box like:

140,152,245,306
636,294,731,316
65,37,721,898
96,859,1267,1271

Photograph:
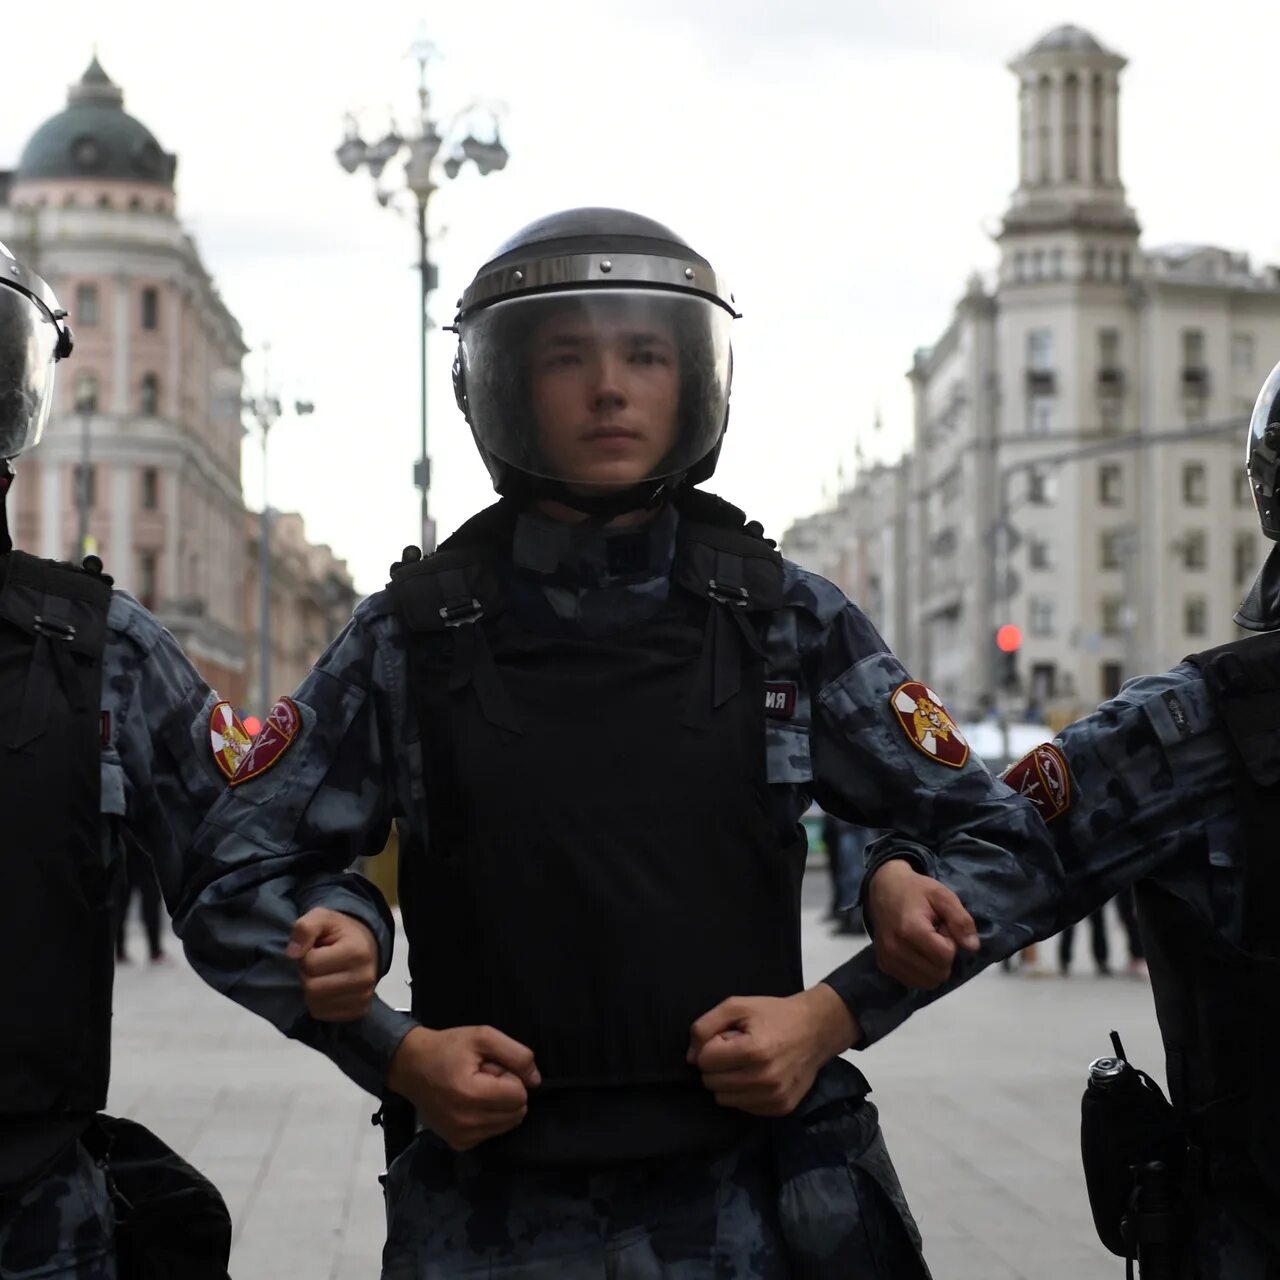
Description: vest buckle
439,598,483,628
33,614,77,641
707,579,750,608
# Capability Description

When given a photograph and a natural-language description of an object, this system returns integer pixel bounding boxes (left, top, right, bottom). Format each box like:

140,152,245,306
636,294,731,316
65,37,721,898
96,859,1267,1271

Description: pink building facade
0,59,249,703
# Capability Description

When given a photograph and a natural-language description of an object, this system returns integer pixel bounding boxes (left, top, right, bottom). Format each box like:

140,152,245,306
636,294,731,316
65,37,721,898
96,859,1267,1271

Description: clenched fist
386,1025,541,1152
865,858,980,989
286,908,379,1021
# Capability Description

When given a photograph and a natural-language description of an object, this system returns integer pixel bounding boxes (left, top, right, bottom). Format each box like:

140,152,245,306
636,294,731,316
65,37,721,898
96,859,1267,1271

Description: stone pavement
109,874,1161,1279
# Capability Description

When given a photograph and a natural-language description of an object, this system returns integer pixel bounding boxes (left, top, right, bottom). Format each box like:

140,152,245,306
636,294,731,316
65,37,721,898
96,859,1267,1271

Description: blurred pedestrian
115,844,165,964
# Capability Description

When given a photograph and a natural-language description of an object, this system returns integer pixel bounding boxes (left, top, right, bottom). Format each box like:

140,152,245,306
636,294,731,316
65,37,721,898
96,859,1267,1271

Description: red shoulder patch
229,696,301,787
209,700,253,781
890,682,969,769
1000,742,1072,821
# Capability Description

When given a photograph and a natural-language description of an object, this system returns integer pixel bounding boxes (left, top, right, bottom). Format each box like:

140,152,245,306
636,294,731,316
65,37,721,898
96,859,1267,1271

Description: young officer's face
528,302,680,491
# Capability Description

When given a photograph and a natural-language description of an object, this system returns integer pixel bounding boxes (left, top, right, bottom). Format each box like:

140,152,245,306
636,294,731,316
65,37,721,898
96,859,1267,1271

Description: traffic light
994,623,1022,692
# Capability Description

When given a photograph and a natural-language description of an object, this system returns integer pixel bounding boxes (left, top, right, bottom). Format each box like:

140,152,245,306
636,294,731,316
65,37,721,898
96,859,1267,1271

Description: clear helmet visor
1246,357,1280,537
0,258,60,460
458,289,732,489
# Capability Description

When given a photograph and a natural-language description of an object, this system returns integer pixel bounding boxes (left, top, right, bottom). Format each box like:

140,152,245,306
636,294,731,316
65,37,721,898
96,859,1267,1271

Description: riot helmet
0,239,73,461
1236,357,1280,630
452,208,738,515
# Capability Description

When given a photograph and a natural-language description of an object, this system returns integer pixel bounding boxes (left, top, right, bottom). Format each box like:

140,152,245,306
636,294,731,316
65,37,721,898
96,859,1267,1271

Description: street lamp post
336,37,509,553
244,364,314,714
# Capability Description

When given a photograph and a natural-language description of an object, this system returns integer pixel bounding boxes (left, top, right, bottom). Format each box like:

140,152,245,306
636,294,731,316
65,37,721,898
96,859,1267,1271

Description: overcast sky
5,0,1280,593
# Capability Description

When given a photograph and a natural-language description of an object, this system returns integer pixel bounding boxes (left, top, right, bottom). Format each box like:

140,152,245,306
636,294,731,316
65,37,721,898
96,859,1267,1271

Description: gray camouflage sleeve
825,663,1235,1045
174,607,413,1097
798,600,1068,1041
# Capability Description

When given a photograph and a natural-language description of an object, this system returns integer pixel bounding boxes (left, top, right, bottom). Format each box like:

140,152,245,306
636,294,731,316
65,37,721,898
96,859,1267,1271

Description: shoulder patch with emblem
230,696,301,786
764,681,797,719
1000,742,1072,821
890,682,969,768
209,701,253,781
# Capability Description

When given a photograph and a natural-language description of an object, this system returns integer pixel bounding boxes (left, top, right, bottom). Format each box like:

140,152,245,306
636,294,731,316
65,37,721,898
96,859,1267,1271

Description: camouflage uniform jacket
831,664,1241,1045
100,589,394,1085
185,502,1066,1096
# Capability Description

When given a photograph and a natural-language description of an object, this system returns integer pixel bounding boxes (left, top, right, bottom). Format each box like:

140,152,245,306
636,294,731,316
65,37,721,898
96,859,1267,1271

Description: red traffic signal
995,624,1023,654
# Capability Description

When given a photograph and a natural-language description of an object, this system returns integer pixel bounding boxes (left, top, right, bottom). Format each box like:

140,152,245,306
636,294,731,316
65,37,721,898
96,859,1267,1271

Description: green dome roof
15,57,176,187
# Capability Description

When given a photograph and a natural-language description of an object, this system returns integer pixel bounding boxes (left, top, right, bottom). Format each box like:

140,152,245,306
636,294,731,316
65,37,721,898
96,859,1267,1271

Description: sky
5,0,1280,593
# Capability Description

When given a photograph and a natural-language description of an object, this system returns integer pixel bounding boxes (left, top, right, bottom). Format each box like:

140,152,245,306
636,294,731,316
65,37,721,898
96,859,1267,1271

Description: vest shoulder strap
0,551,112,658
674,489,784,614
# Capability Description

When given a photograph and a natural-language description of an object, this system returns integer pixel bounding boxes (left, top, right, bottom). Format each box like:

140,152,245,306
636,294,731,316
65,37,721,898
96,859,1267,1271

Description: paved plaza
109,872,1161,1279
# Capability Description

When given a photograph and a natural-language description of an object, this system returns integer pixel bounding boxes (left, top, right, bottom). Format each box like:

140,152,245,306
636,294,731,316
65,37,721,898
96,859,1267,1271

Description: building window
1100,599,1121,640
1100,597,1125,637
1014,252,1026,281
1050,248,1064,279
72,464,96,509
1182,462,1208,505
1182,328,1208,393
1236,469,1255,508
1232,332,1255,373
141,287,160,331
1103,249,1114,279
72,372,99,414
1029,596,1056,637
1029,537,1055,570
1084,247,1096,279
1028,468,1056,505
1100,530,1125,570
1235,532,1257,586
1182,529,1208,570
1028,396,1055,435
139,373,159,417
1099,328,1120,366
139,552,158,611
76,284,99,327
1185,597,1208,636
1030,662,1058,702
1119,252,1131,281
1027,328,1054,371
141,467,159,511
1100,661,1124,699
1098,463,1123,506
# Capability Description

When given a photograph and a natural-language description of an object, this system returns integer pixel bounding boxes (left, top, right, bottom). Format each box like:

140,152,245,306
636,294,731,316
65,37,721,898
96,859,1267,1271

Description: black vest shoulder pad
1185,631,1280,789
674,489,784,613
0,551,112,657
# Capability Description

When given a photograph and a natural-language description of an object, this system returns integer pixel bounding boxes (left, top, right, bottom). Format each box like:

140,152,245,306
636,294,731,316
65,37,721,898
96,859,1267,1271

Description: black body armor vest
390,495,806,1166
1135,632,1280,1250
0,550,113,1192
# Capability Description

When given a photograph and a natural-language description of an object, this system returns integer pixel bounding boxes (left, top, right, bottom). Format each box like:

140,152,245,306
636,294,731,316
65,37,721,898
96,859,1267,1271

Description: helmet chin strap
514,472,682,519
0,459,13,555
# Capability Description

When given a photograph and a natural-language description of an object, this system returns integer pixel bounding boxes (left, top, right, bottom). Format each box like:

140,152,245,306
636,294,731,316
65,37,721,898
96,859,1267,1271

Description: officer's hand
687,987,857,1117
286,908,379,1022
866,859,979,989
385,1025,541,1152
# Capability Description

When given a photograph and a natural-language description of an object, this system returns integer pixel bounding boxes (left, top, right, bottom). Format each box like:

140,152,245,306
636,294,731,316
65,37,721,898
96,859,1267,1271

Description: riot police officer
843,360,1280,1277
0,241,389,1279
183,207,1078,1278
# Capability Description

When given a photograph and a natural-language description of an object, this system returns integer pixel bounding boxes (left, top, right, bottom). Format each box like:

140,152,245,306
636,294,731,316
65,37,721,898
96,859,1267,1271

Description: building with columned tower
0,58,249,702
784,24,1280,725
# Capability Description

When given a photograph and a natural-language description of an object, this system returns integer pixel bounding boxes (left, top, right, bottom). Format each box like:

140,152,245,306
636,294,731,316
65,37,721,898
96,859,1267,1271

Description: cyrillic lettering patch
209,700,253,781
1162,690,1193,739
890,682,969,768
1001,742,1072,821
764,681,797,719
229,696,301,786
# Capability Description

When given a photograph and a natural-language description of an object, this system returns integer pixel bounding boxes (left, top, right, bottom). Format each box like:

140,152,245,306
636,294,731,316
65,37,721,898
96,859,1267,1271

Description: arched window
139,373,159,417
1091,75,1105,180
1063,74,1080,181
1037,76,1052,183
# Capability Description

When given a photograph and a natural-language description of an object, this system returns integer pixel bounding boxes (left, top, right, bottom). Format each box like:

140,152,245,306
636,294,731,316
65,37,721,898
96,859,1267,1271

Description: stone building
783,24,1280,722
